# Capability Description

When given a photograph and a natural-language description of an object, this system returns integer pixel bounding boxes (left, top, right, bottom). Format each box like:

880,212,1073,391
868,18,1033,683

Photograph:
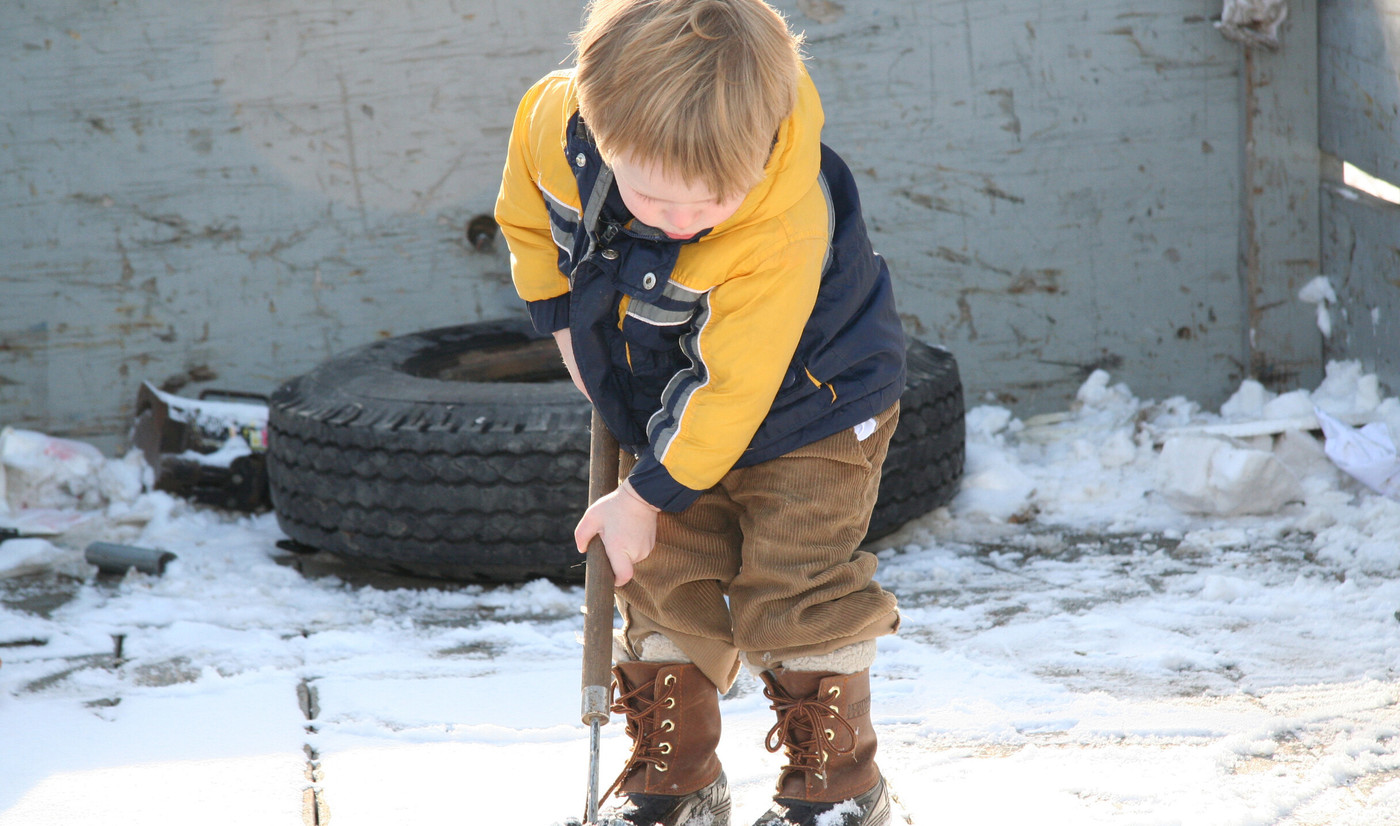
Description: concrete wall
816,0,1251,412
2,0,555,451
1319,0,1400,390
1,0,1336,453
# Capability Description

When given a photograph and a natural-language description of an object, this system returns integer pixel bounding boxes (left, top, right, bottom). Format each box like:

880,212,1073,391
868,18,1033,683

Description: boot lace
602,671,681,801
762,680,858,787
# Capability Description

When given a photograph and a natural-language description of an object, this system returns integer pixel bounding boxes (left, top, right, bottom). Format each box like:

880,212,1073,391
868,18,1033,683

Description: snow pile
953,361,1400,531
1298,275,1338,337
0,538,91,581
957,405,1038,522
1,428,147,514
1156,434,1302,515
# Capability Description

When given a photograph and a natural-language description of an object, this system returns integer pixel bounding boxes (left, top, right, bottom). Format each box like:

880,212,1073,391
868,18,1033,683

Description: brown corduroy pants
616,403,901,692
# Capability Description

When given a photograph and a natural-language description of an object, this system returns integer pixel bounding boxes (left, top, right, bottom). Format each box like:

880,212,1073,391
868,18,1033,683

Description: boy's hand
552,329,590,400
575,479,659,587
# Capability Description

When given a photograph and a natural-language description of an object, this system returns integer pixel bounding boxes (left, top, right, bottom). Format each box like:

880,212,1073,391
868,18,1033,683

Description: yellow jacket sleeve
495,75,575,331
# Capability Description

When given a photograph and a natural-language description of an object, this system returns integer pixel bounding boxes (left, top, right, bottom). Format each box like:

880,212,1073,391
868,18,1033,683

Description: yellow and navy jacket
495,68,905,512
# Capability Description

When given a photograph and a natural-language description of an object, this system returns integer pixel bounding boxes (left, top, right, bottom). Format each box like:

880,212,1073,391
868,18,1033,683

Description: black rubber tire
866,339,966,540
267,319,963,582
267,319,594,582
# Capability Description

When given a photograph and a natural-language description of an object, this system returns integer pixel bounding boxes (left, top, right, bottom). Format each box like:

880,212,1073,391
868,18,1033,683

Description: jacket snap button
601,248,618,260
642,272,657,290
575,153,587,167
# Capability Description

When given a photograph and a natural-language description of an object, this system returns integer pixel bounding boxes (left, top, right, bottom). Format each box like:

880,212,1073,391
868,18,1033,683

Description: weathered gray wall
1319,0,1400,389
2,0,562,452
1,0,1336,454
1239,1,1324,391
812,0,1266,411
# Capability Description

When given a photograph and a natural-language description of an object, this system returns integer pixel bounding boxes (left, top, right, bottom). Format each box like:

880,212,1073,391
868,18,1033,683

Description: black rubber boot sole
595,771,731,826
750,775,890,826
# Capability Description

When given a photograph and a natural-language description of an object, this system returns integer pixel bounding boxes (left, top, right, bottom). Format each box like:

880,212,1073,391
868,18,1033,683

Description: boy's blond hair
573,0,803,202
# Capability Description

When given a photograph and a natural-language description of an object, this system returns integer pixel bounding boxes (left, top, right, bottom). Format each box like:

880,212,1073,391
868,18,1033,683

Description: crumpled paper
1216,0,1288,50
1314,407,1400,499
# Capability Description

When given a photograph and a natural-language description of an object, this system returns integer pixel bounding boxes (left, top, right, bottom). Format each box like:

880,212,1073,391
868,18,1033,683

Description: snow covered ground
2,362,1398,826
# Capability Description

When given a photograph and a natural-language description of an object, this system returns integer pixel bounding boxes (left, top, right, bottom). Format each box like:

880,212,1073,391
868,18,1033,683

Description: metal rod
586,719,603,825
581,409,619,824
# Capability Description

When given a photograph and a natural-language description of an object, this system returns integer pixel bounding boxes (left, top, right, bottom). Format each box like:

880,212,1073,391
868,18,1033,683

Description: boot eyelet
659,742,672,754
656,762,669,772
662,720,675,731
825,728,836,739
827,686,842,698
663,674,677,686
829,705,840,713
665,698,676,708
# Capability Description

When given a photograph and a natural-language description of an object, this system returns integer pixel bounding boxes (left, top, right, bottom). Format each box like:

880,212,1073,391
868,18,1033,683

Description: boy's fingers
574,514,599,554
609,550,634,587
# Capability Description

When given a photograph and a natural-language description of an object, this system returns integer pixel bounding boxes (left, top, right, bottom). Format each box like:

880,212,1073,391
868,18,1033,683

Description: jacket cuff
627,454,704,513
526,294,571,335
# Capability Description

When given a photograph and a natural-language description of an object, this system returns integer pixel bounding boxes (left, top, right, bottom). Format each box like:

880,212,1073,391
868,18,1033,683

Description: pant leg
615,451,746,692
612,402,901,690
727,403,901,671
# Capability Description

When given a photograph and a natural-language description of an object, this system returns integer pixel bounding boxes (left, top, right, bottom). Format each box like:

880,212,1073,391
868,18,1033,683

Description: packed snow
2,361,1398,826
1298,276,1339,338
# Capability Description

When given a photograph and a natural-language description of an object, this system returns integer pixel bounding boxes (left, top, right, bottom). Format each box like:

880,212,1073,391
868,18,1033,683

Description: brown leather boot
752,667,891,826
597,661,730,826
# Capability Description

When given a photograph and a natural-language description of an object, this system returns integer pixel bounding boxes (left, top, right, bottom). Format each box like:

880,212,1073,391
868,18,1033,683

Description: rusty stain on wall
1236,8,1324,392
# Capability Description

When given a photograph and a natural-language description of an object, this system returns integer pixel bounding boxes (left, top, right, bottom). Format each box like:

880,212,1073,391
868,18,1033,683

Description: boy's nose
666,208,698,233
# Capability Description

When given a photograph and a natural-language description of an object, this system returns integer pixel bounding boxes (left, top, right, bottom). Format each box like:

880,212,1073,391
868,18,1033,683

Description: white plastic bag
1314,407,1400,499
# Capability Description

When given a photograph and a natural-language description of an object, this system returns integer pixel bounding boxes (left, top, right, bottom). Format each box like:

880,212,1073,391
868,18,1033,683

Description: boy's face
612,154,747,241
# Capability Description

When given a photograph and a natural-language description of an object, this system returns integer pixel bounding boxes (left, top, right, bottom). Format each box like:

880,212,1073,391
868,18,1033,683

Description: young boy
495,2,905,825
